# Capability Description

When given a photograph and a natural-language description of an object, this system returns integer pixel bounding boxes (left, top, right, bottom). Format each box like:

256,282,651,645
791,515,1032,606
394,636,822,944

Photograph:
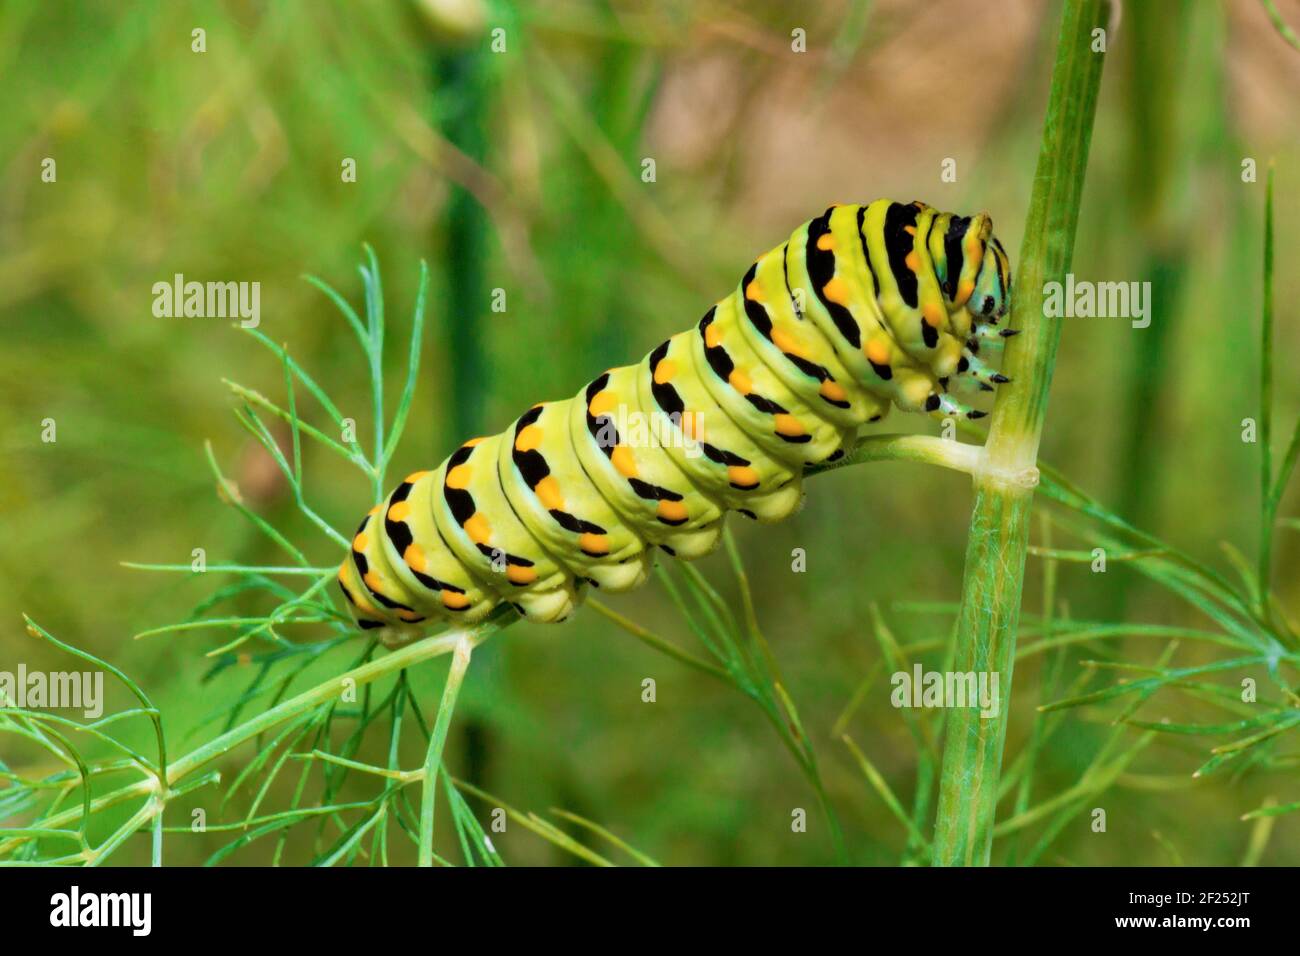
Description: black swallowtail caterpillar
339,200,1013,643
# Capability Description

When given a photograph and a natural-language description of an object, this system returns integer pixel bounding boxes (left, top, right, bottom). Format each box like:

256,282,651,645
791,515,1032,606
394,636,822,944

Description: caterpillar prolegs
339,200,1013,644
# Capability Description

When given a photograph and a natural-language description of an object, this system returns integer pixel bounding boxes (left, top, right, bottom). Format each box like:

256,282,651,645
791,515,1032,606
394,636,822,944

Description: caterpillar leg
929,392,988,421
946,371,995,395
957,348,1011,388
970,324,1019,343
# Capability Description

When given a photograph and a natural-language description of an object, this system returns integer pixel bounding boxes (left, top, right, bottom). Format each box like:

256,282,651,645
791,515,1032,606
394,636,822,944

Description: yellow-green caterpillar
340,200,1013,643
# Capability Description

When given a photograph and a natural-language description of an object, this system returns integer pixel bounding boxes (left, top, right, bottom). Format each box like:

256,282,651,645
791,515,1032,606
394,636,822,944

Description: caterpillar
339,200,1013,644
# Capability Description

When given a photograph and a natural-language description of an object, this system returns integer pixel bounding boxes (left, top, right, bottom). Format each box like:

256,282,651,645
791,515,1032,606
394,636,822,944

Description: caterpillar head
970,232,1012,324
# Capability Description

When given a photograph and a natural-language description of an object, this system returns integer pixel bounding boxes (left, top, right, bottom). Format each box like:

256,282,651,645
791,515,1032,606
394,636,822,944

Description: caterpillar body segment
734,232,870,433
573,364,727,560
341,200,1012,643
642,332,807,523
696,300,854,464
859,202,964,379
793,205,945,416
498,401,654,593
388,471,494,618
435,434,585,623
781,210,894,424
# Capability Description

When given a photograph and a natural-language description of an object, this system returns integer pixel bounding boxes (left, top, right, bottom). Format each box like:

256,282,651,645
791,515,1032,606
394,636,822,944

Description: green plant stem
931,0,1109,867
1261,0,1300,52
419,635,474,866
806,433,990,479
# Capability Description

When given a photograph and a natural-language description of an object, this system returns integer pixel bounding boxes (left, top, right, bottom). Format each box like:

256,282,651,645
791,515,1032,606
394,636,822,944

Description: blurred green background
2,0,1299,865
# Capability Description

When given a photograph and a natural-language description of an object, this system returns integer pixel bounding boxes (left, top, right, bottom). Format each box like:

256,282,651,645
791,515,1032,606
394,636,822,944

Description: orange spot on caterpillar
956,278,975,306
463,512,491,544
822,277,851,306
397,609,422,623
387,501,411,522
579,532,609,556
816,234,835,251
505,564,537,585
866,339,891,366
728,465,760,488
773,414,805,437
905,251,920,272
446,465,471,490
368,505,382,517
353,532,369,551
442,590,470,610
339,564,379,615
515,425,543,452
745,280,765,302
464,436,486,447
611,445,638,477
588,389,618,417
923,303,945,328
820,380,847,402
771,327,808,357
728,369,753,394
653,359,678,385
656,499,688,523
403,544,427,573
704,322,722,348
535,475,564,510
404,470,430,484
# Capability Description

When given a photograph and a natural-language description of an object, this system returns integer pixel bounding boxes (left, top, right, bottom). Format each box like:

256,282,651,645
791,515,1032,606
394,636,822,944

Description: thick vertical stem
932,0,1110,866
